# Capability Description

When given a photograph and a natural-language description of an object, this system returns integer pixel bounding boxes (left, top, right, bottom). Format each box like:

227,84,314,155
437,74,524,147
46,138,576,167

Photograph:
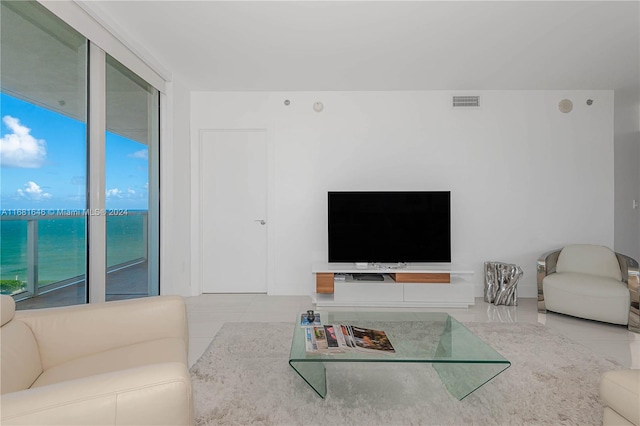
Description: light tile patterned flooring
185,295,640,369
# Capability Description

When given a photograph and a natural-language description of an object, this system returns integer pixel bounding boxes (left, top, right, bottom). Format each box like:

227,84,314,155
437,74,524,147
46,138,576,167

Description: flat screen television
328,191,451,263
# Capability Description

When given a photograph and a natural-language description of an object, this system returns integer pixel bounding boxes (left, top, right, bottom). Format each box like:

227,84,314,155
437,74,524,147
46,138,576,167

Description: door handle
254,219,266,225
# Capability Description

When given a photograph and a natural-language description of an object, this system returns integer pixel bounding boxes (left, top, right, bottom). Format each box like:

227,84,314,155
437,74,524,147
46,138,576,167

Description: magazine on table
303,323,396,355
348,325,396,354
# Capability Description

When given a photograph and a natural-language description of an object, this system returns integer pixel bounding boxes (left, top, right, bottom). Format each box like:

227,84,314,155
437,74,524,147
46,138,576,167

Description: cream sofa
0,295,194,425
537,244,640,331
600,369,640,426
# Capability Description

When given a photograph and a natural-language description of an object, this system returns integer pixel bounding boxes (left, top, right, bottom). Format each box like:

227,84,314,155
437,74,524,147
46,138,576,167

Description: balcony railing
0,211,148,300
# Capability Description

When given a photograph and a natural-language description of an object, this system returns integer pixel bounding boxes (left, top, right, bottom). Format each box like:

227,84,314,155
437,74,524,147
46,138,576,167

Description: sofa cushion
543,272,630,325
31,337,186,389
2,363,193,426
556,244,622,281
0,319,44,394
600,370,640,426
603,407,635,426
16,296,188,371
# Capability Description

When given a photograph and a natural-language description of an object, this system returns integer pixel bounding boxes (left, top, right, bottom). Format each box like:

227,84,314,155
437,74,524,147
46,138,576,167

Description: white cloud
106,188,122,198
17,181,52,200
0,116,47,168
107,187,145,199
129,149,148,160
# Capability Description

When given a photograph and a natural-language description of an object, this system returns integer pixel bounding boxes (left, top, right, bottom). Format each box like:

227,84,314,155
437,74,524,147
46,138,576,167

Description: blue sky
0,93,149,211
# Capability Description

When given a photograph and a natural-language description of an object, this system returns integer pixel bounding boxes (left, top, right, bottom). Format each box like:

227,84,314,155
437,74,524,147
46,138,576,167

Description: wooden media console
312,263,473,308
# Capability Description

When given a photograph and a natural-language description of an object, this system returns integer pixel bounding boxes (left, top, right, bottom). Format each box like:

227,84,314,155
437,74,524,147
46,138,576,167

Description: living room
1,1,639,425
89,0,640,301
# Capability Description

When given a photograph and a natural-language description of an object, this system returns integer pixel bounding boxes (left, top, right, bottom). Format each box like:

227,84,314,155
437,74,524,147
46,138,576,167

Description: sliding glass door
0,1,160,308
1,0,88,308
105,55,160,300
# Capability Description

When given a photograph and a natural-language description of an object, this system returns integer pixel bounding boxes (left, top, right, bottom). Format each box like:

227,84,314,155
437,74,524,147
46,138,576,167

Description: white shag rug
190,321,623,426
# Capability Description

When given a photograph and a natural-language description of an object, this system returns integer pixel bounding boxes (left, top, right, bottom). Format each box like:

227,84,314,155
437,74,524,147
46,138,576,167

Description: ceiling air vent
452,96,480,108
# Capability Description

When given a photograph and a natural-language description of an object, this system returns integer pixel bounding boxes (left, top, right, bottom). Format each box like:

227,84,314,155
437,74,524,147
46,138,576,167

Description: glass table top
289,311,510,400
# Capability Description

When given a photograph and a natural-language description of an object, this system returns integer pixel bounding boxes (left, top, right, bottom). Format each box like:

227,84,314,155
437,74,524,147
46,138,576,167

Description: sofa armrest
15,296,188,370
537,249,561,313
1,363,194,426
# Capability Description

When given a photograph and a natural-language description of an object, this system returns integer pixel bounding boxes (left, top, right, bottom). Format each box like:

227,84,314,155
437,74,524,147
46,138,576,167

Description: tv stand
312,262,474,308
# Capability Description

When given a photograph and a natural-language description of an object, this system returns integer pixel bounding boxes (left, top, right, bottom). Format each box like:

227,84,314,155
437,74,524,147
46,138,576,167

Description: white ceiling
86,1,639,92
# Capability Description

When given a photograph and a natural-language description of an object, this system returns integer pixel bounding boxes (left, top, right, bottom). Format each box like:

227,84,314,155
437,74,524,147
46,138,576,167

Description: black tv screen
328,191,451,263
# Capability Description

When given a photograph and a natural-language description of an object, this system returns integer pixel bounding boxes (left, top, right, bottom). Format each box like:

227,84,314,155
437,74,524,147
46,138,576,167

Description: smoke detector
558,99,573,113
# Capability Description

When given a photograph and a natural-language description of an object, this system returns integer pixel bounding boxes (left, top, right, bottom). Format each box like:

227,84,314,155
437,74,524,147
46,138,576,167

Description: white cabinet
335,281,404,303
312,263,474,308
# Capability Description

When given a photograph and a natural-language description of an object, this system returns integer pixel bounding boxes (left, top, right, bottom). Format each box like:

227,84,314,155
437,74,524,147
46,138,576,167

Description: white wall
160,77,192,296
191,90,614,298
613,87,640,261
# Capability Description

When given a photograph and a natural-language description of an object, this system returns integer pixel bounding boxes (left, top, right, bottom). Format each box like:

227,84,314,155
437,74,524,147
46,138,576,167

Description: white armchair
537,244,639,332
0,295,194,425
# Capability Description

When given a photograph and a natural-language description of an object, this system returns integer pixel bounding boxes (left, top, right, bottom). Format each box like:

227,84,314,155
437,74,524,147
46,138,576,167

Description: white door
200,130,268,293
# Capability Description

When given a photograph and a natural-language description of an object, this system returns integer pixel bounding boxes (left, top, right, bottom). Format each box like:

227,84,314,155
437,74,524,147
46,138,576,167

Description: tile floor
185,294,640,369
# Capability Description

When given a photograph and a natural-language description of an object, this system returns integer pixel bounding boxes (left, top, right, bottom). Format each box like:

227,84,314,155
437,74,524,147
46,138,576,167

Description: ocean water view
1,212,146,291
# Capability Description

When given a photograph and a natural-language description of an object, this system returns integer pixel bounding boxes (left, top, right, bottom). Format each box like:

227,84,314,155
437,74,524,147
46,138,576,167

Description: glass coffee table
289,311,510,400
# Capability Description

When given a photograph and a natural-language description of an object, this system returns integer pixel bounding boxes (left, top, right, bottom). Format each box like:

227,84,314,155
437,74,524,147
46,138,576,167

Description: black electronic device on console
352,274,385,282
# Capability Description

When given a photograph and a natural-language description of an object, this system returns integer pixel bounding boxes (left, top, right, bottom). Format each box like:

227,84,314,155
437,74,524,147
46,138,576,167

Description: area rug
190,321,623,425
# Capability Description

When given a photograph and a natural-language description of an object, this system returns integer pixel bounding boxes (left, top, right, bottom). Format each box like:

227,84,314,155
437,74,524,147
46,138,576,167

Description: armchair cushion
556,244,622,281
543,272,630,325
